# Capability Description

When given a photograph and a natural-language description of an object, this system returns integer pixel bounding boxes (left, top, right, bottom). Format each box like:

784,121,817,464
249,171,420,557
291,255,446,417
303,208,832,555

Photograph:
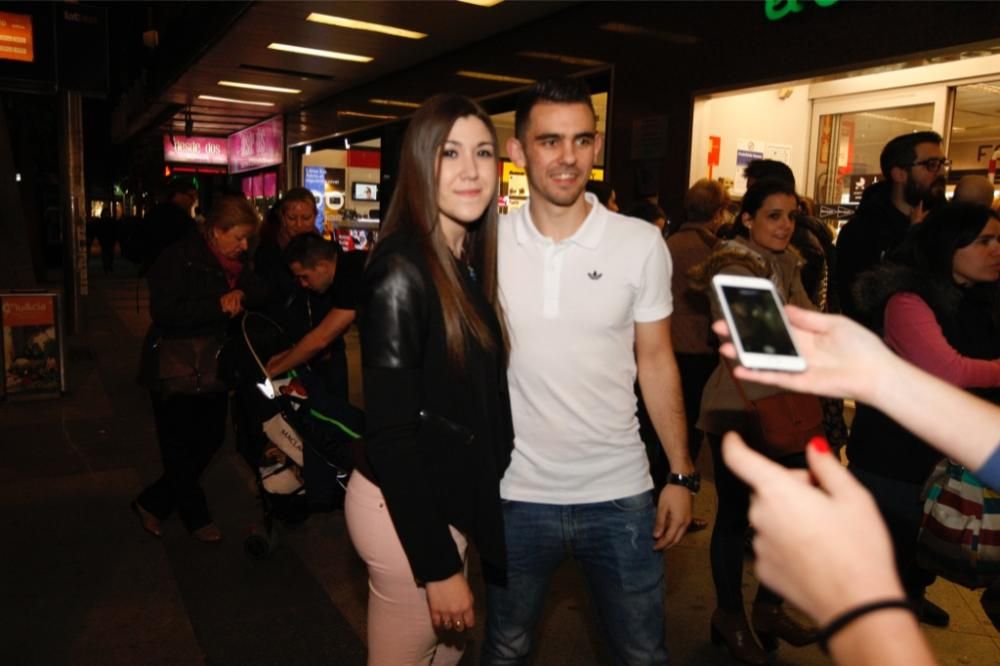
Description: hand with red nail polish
721,431,905,629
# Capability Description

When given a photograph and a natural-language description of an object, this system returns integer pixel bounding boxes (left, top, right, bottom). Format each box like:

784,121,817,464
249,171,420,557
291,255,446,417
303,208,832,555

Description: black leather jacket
358,230,512,582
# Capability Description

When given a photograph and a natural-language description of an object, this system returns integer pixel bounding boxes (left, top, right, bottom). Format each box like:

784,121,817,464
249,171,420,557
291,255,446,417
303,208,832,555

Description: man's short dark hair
283,232,339,268
514,77,595,139
744,159,795,189
879,131,943,179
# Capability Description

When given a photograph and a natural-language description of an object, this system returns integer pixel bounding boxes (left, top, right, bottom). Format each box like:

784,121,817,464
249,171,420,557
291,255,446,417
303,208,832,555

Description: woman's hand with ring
426,572,475,632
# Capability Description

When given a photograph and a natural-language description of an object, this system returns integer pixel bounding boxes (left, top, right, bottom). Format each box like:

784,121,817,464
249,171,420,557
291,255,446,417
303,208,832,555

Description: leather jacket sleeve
358,248,464,582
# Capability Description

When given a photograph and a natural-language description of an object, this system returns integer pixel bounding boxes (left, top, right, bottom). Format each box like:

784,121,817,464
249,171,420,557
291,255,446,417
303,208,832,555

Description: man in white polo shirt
483,78,695,665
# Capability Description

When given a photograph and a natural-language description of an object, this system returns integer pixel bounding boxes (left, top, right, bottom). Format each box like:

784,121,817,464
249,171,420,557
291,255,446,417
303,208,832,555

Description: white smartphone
712,274,807,372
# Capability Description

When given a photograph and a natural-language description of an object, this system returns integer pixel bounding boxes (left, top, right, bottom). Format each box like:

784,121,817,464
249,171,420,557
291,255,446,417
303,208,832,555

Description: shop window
949,80,1000,197
812,104,933,206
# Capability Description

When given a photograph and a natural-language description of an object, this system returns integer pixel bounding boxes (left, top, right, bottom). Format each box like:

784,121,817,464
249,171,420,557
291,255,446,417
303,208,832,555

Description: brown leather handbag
727,362,824,458
156,336,228,396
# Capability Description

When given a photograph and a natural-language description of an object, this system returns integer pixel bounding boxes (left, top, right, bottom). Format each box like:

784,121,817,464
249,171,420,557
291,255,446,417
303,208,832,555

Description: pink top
883,292,1000,388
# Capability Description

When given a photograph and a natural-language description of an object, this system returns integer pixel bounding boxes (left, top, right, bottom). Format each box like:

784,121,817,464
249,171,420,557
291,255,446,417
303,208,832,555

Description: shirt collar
513,191,606,249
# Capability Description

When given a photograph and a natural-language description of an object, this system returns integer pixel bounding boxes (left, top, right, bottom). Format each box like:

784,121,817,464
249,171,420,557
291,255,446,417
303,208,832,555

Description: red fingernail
809,436,830,454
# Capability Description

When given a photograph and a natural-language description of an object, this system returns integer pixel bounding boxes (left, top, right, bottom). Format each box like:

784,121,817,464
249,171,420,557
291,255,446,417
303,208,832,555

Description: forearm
827,610,935,666
870,355,1000,471
271,309,355,376
271,333,328,376
638,353,692,474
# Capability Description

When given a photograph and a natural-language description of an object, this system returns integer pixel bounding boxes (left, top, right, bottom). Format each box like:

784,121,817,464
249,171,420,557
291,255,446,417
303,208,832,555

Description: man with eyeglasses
836,131,948,321
835,130,954,629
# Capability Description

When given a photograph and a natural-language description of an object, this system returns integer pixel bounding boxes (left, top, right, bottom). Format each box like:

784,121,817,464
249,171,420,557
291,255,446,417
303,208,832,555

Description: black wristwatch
666,472,701,494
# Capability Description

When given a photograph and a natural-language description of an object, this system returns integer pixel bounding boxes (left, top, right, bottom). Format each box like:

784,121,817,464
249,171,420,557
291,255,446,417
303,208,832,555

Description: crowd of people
124,76,1000,665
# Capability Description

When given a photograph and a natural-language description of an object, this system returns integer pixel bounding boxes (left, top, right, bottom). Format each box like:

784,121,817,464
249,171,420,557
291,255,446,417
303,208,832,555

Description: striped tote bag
917,460,1000,589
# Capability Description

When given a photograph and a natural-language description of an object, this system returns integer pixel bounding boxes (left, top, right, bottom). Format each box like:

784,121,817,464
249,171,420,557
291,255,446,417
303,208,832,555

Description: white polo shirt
498,192,673,504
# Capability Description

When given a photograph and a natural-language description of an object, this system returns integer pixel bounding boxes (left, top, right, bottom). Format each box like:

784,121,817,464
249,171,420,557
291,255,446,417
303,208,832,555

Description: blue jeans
483,492,669,665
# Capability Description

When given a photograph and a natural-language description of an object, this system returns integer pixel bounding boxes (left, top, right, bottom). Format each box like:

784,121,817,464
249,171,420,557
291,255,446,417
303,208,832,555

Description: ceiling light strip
338,110,398,120
268,42,372,63
198,95,275,107
457,0,505,7
306,13,426,39
457,70,534,84
219,80,301,94
369,98,421,108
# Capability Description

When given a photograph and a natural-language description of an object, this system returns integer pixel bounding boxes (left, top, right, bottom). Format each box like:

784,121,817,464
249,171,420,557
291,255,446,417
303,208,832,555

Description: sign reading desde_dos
0,12,34,63
228,116,284,174
163,135,229,165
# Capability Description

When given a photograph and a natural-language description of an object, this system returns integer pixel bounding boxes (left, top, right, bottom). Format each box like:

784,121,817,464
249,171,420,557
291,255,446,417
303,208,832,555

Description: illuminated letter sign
765,0,839,21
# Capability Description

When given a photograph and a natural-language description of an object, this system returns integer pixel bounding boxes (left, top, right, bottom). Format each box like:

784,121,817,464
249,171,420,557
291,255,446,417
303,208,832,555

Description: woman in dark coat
849,202,1000,623
346,94,512,665
132,195,265,542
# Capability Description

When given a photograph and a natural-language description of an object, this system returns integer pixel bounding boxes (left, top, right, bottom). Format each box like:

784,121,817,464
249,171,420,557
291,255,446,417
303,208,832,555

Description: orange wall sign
0,12,34,63
2,295,54,327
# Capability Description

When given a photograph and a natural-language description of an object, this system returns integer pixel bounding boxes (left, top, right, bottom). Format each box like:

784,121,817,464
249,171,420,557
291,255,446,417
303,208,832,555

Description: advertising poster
303,166,327,230
0,11,33,63
228,116,284,174
849,174,881,203
1,293,63,398
735,138,766,193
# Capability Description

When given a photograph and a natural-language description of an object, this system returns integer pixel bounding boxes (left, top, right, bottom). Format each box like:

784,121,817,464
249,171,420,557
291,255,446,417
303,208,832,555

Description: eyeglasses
910,158,952,172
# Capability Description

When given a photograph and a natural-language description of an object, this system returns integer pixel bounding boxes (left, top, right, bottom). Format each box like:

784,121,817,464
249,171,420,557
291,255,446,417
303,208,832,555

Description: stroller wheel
244,525,279,560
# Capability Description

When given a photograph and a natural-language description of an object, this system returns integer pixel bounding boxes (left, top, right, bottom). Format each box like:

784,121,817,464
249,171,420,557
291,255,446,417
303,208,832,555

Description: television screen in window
353,182,379,201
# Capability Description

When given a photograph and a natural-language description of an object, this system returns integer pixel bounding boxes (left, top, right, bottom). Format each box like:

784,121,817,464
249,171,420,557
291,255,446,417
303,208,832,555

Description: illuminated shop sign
162,135,229,165
0,12,34,63
228,116,284,174
765,0,839,22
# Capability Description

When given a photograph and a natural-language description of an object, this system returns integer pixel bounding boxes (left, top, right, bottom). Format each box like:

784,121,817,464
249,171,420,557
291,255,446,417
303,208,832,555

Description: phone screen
721,285,797,356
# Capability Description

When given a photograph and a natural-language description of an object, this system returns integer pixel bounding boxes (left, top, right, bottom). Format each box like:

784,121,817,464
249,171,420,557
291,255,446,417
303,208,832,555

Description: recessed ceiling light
219,80,301,94
516,51,607,67
457,0,504,6
198,95,275,107
306,13,427,39
369,98,421,108
268,43,372,63
457,70,534,84
338,110,398,120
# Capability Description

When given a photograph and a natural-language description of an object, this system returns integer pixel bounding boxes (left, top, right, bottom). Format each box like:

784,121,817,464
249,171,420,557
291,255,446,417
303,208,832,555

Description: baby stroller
229,312,364,559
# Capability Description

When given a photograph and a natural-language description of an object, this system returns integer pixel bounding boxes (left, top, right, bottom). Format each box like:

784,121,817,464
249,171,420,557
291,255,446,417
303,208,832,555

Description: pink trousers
345,472,468,666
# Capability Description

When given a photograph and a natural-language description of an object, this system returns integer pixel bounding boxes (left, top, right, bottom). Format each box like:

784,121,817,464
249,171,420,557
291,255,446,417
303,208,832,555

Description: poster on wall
735,138,765,194
303,166,327,231
765,143,792,165
849,174,881,203
1,292,64,399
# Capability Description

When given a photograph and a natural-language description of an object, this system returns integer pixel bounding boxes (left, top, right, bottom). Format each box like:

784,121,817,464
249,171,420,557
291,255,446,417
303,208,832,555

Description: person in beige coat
690,178,818,665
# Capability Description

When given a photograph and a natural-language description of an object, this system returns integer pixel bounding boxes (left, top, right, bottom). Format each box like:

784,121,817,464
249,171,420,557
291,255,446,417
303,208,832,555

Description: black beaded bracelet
818,599,915,654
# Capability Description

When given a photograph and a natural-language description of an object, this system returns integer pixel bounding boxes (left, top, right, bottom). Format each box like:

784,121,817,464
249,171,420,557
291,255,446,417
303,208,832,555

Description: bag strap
722,357,754,409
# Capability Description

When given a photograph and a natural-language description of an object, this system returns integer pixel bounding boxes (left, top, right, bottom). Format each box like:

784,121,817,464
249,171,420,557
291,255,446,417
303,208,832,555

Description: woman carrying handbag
133,195,266,543
691,178,821,664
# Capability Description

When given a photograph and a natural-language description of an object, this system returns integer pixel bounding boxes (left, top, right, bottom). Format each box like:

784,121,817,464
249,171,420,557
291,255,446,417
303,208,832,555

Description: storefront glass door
807,85,947,225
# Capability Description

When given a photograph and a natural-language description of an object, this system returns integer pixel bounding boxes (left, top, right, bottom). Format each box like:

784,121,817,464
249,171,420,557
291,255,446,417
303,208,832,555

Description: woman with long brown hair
346,94,512,665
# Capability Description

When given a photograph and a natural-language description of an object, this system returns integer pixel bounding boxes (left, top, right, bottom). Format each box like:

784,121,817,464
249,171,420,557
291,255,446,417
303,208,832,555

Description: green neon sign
765,0,840,22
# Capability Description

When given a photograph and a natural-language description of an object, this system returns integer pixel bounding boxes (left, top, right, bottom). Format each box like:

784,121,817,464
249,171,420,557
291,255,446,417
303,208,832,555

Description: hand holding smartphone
712,274,807,372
